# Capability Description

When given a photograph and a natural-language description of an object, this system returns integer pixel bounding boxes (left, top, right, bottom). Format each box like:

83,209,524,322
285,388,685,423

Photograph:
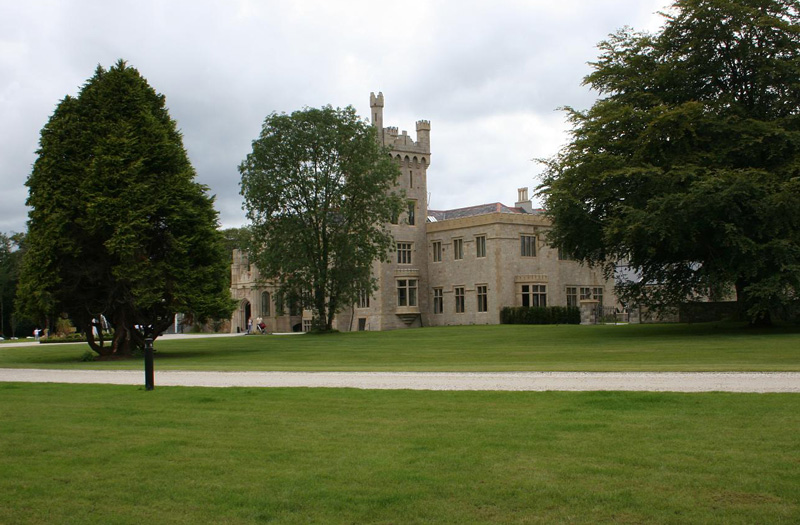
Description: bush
55,317,76,336
40,332,88,344
500,306,580,325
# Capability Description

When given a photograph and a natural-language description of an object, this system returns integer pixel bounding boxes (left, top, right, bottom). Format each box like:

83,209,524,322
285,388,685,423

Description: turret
416,120,430,149
370,92,384,129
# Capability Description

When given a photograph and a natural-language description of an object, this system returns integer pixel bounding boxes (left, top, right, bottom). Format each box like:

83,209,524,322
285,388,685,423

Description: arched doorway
240,299,251,332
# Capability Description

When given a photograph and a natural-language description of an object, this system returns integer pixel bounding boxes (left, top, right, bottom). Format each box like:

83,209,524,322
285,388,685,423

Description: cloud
0,0,669,233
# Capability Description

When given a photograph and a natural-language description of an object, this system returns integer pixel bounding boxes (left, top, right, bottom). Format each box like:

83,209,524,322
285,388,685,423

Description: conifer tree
18,60,234,355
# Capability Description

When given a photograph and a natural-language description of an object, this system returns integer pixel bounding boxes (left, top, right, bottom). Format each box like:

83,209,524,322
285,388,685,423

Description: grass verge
1,383,797,524
0,323,799,371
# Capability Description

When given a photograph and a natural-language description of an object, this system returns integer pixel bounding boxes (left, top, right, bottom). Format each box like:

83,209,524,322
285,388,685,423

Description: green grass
1,323,799,371
1,383,797,524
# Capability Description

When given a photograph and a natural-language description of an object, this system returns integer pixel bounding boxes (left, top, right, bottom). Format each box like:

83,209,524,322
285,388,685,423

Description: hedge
500,306,580,325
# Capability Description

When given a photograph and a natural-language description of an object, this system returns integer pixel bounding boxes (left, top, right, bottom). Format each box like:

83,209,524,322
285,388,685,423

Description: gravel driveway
1,369,798,392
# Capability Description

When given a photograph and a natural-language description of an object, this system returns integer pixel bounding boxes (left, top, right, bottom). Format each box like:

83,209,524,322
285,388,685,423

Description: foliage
678,301,742,323
54,317,75,336
0,232,31,339
239,105,404,330
40,332,94,344
500,306,580,324
219,226,251,258
538,0,800,325
0,233,18,338
16,60,235,356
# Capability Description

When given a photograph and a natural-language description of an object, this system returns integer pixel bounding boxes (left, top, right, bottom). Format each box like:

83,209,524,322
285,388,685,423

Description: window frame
432,240,442,263
453,238,464,260
358,289,370,309
476,284,488,312
433,288,443,314
261,291,271,317
566,286,578,308
593,287,604,307
397,279,418,307
454,286,465,313
520,234,536,257
396,242,413,264
476,235,486,258
520,284,547,307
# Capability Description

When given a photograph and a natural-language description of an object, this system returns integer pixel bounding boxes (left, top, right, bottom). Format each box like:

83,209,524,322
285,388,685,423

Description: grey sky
0,0,668,234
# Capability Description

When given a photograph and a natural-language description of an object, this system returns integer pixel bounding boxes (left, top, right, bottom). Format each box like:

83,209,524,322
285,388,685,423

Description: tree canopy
17,60,234,355
0,232,28,339
239,105,403,331
538,0,800,324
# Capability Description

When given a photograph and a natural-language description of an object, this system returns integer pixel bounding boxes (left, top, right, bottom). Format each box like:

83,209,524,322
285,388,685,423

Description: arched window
261,291,270,317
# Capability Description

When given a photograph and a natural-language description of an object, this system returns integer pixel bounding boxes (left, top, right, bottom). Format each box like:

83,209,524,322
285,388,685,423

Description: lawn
1,383,797,524
1,323,799,371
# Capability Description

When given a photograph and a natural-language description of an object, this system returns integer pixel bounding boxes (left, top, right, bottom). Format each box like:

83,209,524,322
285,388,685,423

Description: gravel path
1,369,798,392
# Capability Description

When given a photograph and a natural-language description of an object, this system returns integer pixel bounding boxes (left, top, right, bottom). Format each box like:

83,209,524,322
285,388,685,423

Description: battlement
370,91,384,107
370,91,430,156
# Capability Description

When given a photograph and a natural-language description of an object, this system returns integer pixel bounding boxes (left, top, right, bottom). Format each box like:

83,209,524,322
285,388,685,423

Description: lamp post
144,337,154,390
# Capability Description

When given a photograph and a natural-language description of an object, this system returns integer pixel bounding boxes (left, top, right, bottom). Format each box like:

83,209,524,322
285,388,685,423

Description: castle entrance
239,299,251,332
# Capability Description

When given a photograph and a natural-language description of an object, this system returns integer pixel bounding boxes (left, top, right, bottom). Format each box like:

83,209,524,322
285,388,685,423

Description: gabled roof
427,203,541,222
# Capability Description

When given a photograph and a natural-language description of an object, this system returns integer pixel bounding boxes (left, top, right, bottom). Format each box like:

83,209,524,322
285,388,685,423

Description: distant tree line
0,232,34,338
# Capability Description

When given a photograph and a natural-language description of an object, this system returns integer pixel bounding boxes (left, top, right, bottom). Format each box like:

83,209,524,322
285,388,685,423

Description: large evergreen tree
239,106,404,331
17,60,234,355
538,0,800,324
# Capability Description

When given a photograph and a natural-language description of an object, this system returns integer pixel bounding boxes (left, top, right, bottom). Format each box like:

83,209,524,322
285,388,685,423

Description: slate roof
427,203,542,222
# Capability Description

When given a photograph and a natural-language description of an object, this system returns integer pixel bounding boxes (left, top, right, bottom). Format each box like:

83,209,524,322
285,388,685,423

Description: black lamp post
144,337,154,390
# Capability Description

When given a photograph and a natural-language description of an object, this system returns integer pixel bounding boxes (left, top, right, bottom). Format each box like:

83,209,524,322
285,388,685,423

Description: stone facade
230,93,617,332
425,209,612,327
230,250,304,333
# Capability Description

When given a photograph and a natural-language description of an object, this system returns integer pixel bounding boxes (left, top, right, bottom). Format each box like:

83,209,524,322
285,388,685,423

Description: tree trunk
111,309,136,356
85,319,112,356
313,283,328,332
326,296,336,331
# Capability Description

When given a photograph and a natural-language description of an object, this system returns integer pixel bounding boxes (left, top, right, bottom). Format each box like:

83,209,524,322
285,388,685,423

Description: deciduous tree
17,60,234,355
538,0,800,324
239,106,403,331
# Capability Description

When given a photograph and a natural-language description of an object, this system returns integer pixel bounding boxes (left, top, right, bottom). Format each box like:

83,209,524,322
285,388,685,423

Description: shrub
54,317,76,336
500,306,580,325
40,332,88,344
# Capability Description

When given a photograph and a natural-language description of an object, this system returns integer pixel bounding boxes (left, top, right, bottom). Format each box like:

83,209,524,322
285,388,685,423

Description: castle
230,93,616,332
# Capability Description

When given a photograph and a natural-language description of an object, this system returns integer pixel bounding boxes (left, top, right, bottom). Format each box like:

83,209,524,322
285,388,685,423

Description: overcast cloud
0,0,669,233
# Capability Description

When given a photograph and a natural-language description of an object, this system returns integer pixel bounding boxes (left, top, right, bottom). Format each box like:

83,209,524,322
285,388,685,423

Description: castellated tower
345,92,431,330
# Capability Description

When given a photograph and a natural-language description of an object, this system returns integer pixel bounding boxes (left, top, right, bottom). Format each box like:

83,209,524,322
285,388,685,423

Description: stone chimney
515,187,533,213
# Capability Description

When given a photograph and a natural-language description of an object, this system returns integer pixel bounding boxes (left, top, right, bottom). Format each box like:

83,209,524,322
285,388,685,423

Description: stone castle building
230,93,616,332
